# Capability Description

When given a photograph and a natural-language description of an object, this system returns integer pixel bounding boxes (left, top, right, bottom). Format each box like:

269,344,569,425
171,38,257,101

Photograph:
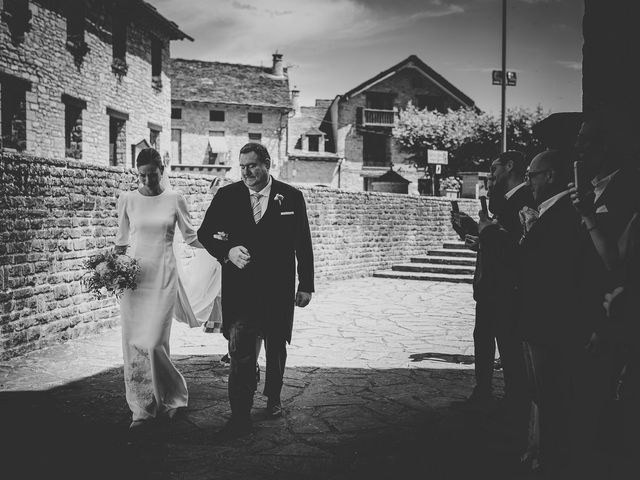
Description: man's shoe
216,416,253,440
266,399,283,418
220,353,230,364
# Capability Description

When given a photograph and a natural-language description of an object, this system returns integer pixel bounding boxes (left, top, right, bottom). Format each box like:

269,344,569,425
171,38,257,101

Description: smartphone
480,196,488,216
574,161,588,193
451,200,459,213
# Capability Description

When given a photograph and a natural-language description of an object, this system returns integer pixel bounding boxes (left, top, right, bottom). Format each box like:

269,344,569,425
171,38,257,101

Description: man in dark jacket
519,149,586,475
198,143,314,437
452,151,534,412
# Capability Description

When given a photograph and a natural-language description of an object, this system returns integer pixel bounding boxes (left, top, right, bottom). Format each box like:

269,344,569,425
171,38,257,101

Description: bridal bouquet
83,251,140,298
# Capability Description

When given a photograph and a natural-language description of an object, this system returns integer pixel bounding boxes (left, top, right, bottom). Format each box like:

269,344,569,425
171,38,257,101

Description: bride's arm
176,193,205,249
114,192,130,254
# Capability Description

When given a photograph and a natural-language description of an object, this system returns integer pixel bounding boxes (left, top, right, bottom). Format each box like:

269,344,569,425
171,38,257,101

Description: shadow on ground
1,355,534,480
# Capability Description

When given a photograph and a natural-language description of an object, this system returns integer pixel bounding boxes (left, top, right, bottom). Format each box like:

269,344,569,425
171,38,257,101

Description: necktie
251,193,262,223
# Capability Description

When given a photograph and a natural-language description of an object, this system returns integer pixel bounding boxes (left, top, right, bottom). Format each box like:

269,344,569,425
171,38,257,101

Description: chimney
272,52,284,77
291,87,301,116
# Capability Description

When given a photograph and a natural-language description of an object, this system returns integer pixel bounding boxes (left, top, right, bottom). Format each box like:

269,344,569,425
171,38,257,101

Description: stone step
392,263,475,274
442,242,467,250
373,270,474,284
411,255,476,266
427,248,477,258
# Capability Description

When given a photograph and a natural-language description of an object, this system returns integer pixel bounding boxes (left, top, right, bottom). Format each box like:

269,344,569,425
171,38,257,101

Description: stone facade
169,56,291,180
282,56,476,194
0,0,190,167
0,152,474,359
170,101,288,180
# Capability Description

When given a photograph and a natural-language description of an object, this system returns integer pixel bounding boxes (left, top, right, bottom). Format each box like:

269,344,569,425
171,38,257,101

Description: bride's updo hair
136,148,163,172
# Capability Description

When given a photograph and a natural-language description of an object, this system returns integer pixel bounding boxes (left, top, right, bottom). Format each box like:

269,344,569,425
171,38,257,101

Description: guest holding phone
451,151,534,433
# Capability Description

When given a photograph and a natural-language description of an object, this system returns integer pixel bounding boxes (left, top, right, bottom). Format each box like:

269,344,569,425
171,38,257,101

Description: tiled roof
169,58,291,109
343,55,476,109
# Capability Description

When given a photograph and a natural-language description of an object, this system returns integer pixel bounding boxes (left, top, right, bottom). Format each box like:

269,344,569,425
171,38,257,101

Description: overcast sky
149,0,584,114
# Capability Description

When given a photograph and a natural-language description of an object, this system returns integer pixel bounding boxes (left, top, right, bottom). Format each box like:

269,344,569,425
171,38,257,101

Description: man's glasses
524,169,550,182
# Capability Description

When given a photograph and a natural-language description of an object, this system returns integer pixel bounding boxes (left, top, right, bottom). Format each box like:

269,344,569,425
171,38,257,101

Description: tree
393,104,547,172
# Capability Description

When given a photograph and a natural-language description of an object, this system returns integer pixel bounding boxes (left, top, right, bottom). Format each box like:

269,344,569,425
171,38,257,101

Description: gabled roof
343,55,475,109
371,169,411,184
137,2,193,41
169,58,291,109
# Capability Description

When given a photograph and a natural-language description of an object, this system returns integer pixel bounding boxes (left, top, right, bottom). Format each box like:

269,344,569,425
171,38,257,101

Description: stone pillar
582,0,640,160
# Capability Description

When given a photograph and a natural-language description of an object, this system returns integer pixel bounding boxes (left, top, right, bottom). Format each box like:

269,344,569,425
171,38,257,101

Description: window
111,7,127,75
248,133,262,142
65,0,87,56
107,108,128,166
210,110,225,122
151,36,162,89
308,135,320,152
209,130,224,137
171,129,181,164
365,92,394,110
148,122,162,151
171,108,182,119
1,76,28,151
62,95,86,159
2,0,32,41
416,95,446,113
248,112,262,124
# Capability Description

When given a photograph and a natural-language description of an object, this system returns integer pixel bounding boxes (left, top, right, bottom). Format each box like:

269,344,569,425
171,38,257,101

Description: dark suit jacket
473,185,535,301
579,168,640,336
197,178,314,342
518,195,588,347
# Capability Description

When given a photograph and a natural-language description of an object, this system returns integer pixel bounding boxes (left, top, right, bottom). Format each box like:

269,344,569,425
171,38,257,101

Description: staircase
373,241,476,283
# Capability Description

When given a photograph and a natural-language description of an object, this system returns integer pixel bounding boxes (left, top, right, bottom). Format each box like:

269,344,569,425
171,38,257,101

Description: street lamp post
500,0,507,152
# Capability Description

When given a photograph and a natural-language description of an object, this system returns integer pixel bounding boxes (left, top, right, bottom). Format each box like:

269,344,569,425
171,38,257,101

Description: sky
148,0,584,115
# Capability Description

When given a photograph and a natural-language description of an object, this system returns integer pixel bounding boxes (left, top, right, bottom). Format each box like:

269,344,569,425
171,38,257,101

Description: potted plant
439,176,462,198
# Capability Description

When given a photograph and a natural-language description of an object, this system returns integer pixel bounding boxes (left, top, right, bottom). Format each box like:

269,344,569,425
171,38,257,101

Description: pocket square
281,211,294,216
595,205,609,214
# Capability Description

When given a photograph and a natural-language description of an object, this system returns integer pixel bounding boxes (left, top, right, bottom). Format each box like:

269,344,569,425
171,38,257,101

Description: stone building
0,0,191,167
281,55,476,194
282,93,340,186
168,53,292,179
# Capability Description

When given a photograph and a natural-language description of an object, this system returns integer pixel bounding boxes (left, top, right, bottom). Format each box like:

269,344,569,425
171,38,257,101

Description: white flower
274,193,284,205
213,232,229,241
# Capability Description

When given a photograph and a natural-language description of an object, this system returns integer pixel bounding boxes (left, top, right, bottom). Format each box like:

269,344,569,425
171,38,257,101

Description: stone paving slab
0,278,551,480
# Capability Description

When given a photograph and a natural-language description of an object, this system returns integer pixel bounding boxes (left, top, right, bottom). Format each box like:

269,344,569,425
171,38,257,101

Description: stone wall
0,0,176,167
0,153,475,359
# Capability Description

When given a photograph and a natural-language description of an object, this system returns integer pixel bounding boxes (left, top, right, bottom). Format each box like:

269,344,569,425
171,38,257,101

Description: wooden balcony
360,108,398,127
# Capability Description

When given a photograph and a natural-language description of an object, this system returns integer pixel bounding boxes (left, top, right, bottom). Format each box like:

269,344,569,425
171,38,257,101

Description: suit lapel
260,178,281,225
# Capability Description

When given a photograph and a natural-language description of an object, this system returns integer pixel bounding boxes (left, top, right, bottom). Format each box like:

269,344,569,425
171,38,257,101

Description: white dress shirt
504,182,527,200
538,189,571,218
591,169,620,204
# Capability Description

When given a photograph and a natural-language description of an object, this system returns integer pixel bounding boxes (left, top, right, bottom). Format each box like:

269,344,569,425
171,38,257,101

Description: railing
360,108,397,127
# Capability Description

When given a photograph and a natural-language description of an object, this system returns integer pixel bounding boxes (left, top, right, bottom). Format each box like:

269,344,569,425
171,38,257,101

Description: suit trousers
474,298,527,403
228,321,288,417
522,341,572,475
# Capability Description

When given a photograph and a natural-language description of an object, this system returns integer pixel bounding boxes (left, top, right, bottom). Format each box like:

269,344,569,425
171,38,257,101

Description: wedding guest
518,149,586,475
198,143,314,438
451,151,533,418
114,148,204,429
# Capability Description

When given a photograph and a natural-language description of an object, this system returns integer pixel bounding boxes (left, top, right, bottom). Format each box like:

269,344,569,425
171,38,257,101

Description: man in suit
518,149,586,475
198,143,314,437
452,151,534,415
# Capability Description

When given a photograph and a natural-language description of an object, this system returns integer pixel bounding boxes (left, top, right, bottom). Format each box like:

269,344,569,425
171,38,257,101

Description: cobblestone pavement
1,278,534,480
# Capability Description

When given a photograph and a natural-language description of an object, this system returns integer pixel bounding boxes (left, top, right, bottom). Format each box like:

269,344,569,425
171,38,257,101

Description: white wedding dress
115,188,221,421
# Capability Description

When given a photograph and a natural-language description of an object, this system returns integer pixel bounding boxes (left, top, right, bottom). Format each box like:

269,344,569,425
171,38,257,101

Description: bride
114,148,221,428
